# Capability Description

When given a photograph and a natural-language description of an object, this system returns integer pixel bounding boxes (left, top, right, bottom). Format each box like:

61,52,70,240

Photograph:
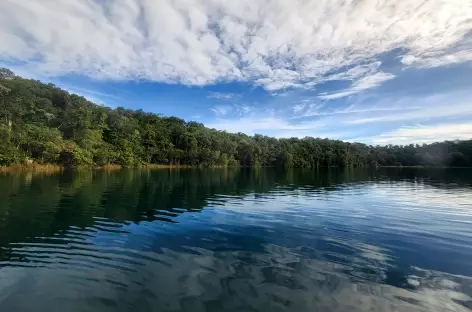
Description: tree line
1,68,471,168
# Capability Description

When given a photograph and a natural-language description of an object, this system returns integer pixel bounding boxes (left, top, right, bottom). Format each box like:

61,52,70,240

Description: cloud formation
210,105,233,116
207,117,323,135
347,92,472,125
372,123,472,145
205,89,472,142
1,0,471,93
207,92,239,100
211,104,253,117
318,72,395,99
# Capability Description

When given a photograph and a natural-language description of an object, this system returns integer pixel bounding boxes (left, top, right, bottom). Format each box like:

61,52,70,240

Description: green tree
1,67,471,169
17,124,63,163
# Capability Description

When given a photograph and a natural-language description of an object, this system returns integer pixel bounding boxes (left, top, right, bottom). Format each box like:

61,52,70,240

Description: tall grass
0,164,63,173
0,163,228,173
96,164,122,171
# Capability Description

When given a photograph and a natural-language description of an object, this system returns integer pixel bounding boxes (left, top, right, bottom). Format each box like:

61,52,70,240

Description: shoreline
379,165,472,169
0,164,201,173
2,164,471,173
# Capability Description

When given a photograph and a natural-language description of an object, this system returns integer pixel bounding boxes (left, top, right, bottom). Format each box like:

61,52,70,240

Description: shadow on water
0,168,472,311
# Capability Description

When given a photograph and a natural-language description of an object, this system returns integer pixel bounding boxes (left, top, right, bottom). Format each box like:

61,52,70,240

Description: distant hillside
1,68,471,168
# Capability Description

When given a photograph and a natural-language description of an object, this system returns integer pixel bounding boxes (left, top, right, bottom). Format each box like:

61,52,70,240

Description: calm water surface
1,168,472,312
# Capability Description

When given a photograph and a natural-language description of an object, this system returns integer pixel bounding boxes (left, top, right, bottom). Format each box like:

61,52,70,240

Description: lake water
1,168,472,312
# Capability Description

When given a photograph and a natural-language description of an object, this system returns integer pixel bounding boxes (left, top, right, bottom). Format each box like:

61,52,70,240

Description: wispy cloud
207,115,361,139
61,86,120,107
2,0,472,146
289,101,415,119
372,123,472,145
347,93,472,125
210,105,232,117
207,117,323,136
292,103,308,114
318,72,395,100
63,86,120,100
207,92,239,100
211,104,253,117
1,0,470,94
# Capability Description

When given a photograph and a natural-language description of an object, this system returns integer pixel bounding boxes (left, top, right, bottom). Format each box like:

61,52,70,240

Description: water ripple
0,169,472,311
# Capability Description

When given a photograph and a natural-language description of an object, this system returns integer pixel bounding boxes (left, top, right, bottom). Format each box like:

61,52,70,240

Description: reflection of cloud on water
2,209,472,312
215,181,472,215
1,241,471,312
368,181,472,213
209,182,472,276
2,178,472,311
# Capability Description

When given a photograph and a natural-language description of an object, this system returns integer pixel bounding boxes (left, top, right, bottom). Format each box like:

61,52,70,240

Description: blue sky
1,0,471,145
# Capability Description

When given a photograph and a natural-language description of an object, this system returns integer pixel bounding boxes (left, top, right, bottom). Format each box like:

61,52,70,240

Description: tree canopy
1,68,471,168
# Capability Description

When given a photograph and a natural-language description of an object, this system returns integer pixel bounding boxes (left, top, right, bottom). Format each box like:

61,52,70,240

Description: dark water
1,169,472,312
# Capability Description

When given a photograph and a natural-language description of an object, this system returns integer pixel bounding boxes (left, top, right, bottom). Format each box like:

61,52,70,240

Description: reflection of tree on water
1,168,471,246
1,168,472,311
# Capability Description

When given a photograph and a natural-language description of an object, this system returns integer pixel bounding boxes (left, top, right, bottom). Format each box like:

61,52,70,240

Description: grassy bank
0,163,224,173
3,164,470,173
0,164,64,173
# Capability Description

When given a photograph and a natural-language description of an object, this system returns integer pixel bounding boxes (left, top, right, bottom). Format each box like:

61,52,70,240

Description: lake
0,168,472,312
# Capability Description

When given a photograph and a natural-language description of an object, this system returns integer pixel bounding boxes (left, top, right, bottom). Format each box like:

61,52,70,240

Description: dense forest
1,68,471,168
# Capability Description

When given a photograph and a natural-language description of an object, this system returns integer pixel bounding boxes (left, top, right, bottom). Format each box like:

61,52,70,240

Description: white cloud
206,113,356,138
203,89,472,141
400,38,472,68
210,104,253,117
292,103,307,113
0,0,471,93
372,123,472,145
210,105,232,116
206,90,472,142
64,86,119,100
238,105,252,115
207,92,239,100
207,117,324,136
318,72,395,99
291,103,325,117
348,94,472,125
290,101,415,119
56,85,120,107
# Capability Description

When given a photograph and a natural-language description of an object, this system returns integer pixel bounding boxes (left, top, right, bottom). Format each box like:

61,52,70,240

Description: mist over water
1,168,472,312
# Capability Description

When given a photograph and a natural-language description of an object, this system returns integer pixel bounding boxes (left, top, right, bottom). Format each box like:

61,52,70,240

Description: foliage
1,67,471,168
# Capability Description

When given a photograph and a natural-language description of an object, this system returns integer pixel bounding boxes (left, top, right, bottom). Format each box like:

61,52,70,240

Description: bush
0,145,26,166
60,142,94,167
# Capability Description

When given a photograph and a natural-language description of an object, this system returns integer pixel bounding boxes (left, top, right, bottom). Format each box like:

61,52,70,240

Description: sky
0,0,471,145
